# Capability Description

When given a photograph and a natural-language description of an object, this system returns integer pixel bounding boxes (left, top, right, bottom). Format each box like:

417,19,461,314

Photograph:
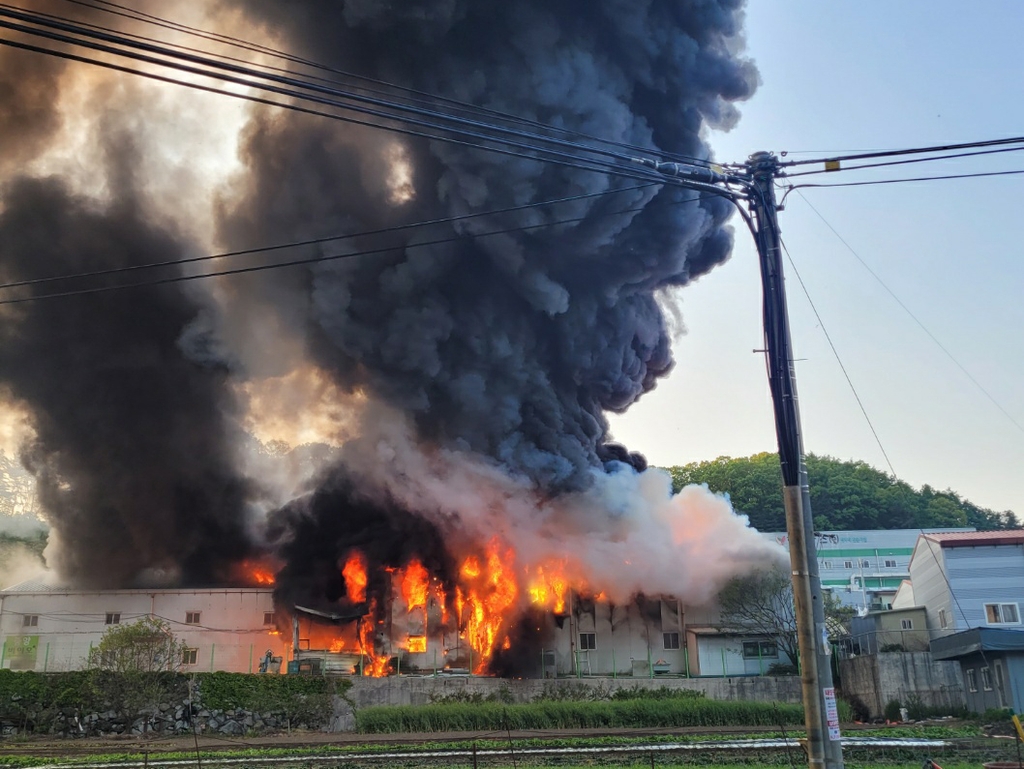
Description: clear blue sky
610,2,1024,516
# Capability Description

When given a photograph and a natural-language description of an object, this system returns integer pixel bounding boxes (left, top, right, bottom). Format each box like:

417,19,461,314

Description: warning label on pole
823,686,841,741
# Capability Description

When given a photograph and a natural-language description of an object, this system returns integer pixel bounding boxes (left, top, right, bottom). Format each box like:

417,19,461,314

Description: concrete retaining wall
839,652,965,718
347,675,803,708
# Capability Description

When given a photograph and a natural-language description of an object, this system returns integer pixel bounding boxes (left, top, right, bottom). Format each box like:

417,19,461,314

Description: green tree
87,616,186,673
668,452,1015,532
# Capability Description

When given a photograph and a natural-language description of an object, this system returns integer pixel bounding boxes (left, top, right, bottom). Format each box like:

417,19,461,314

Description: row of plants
2,729,991,769
355,697,826,733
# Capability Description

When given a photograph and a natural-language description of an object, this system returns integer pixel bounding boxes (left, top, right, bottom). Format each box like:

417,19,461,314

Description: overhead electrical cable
782,145,1024,178
0,193,712,305
781,168,1024,198
0,182,659,291
0,33,681,192
56,0,720,169
781,135,1024,168
0,6,692,181
794,190,1024,436
778,236,897,478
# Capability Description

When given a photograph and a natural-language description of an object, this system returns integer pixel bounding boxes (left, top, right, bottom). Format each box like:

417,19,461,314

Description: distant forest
669,452,1019,533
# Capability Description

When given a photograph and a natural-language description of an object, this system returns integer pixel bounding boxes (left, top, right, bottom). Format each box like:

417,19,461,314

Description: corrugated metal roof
923,530,1024,548
0,576,70,593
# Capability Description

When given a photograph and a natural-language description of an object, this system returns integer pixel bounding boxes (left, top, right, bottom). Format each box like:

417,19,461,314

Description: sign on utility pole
635,150,844,769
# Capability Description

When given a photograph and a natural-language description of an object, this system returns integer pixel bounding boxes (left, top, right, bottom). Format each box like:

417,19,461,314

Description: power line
781,135,1024,168
0,183,658,292
55,0,719,169
0,6,686,182
778,237,897,478
784,167,1024,193
793,189,1024,436
0,194,711,305
0,31,672,191
782,145,1024,178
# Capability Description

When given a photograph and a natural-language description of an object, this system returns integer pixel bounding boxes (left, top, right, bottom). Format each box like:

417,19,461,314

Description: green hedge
0,670,349,732
356,698,809,733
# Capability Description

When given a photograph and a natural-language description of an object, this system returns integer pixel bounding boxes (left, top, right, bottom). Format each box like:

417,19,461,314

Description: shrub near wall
0,669,349,735
356,697,808,733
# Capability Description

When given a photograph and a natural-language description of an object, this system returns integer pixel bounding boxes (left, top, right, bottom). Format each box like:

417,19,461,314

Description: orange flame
343,551,368,603
457,538,518,672
401,559,430,610
359,600,390,676
235,559,277,586
527,563,569,614
405,635,427,653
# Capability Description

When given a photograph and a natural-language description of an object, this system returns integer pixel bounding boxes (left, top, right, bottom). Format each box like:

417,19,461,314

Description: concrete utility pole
745,151,844,769
636,151,844,769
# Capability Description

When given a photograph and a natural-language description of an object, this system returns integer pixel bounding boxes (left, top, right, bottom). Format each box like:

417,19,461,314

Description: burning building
0,0,787,678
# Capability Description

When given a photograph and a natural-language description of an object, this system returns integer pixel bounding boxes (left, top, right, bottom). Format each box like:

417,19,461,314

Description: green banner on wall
3,635,39,670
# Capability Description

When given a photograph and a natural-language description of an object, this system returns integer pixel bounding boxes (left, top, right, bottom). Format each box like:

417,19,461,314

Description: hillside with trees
669,452,1019,533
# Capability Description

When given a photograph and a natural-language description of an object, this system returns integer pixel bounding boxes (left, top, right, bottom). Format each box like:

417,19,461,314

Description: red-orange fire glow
405,635,427,653
457,538,519,672
527,562,569,614
359,600,390,676
343,551,368,603
401,559,430,610
235,559,277,586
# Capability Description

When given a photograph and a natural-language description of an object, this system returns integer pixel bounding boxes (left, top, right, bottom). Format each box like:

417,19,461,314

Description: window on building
966,668,977,692
852,577,860,588
860,559,871,568
105,613,121,625
22,615,38,627
844,560,853,569
884,559,897,568
984,603,1021,625
742,641,778,659
185,611,201,625
663,632,680,650
263,612,276,626
939,608,948,629
579,633,596,651
900,618,913,630
182,648,198,665
981,667,993,691
822,560,833,569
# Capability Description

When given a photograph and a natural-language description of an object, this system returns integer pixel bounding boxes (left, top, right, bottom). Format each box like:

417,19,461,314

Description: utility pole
745,151,843,769
635,150,844,769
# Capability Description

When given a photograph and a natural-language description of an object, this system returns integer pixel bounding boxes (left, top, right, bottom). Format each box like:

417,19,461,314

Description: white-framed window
900,618,914,630
22,615,38,627
984,603,1020,625
663,632,680,650
981,667,993,691
822,560,833,569
939,608,948,629
185,611,201,625
182,648,198,665
844,560,853,569
966,668,977,692
263,612,276,626
742,641,778,659
860,559,871,568
884,559,897,568
852,577,860,588
105,612,121,625
579,633,596,651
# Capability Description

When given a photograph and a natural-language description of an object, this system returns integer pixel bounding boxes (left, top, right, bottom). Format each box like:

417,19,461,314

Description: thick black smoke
219,0,758,490
0,176,253,587
266,469,457,616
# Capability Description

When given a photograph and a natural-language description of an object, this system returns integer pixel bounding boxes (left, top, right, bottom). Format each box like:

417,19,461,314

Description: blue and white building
765,528,973,611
